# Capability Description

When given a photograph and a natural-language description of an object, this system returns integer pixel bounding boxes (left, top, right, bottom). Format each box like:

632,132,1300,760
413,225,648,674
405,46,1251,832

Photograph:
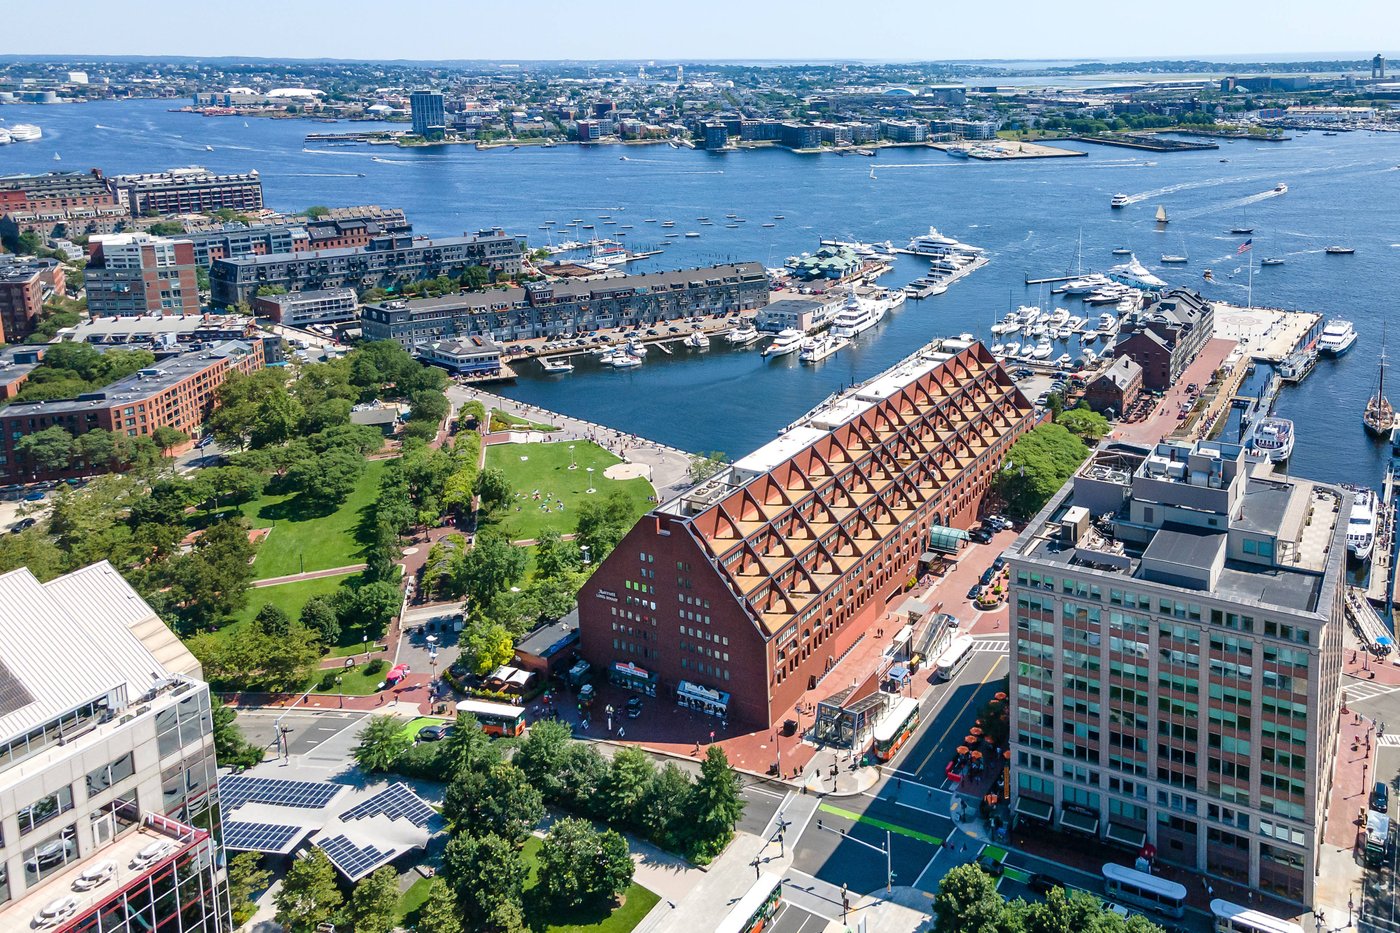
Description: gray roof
516,609,579,660
1142,525,1225,573
1094,356,1141,391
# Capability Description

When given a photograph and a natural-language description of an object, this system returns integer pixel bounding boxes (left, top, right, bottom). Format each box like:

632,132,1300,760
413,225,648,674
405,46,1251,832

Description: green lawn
309,659,393,696
398,876,433,925
235,459,388,579
491,408,560,433
232,574,354,627
484,442,653,542
399,716,445,738
520,836,659,933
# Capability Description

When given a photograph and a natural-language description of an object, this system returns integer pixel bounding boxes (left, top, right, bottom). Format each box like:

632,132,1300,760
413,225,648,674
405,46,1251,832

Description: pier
1211,302,1322,364
1072,134,1219,152
929,140,1086,160
1024,273,1080,285
1368,470,1396,606
1346,586,1394,652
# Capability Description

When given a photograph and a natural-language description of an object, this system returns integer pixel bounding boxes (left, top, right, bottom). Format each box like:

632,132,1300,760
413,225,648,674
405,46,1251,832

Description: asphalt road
234,709,368,758
766,900,828,933
893,651,1008,789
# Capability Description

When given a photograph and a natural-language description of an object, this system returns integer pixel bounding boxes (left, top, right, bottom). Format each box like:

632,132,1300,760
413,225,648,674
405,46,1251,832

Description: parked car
980,566,997,586
971,527,995,544
417,724,451,742
967,584,982,600
1027,873,1061,895
992,555,1007,572
10,517,37,534
1372,781,1390,814
977,855,1004,877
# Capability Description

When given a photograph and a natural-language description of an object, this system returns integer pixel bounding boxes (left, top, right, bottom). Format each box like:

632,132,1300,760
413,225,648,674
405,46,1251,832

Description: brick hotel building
577,340,1036,727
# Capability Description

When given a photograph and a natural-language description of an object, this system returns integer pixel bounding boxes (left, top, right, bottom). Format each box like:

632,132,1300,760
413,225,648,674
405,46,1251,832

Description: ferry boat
1318,320,1358,356
829,293,888,339
1246,417,1295,462
1348,488,1379,561
725,324,761,346
1110,193,1130,209
539,357,574,374
8,123,42,142
683,330,710,350
762,329,805,359
799,333,849,364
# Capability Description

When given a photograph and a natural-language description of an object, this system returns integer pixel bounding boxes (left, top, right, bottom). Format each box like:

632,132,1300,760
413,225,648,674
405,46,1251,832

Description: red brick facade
577,343,1036,727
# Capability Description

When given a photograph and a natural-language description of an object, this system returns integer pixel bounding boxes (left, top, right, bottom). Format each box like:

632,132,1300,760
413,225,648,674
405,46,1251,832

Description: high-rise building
1006,439,1345,906
85,232,201,317
410,90,446,140
0,561,230,932
577,340,1036,727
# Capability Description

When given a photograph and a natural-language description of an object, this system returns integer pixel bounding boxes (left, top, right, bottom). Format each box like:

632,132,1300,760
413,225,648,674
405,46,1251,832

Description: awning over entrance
1059,809,1100,836
928,525,970,555
1014,796,1054,823
677,680,730,716
1105,822,1148,850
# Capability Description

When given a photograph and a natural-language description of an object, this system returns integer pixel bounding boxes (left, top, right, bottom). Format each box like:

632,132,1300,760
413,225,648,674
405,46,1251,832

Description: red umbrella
957,745,970,755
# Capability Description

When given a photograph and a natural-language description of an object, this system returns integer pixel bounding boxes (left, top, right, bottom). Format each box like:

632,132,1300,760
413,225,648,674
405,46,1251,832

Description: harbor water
2,99,1397,485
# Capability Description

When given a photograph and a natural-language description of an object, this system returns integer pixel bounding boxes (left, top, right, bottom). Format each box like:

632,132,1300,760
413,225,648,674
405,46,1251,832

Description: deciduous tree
536,817,634,910
441,833,526,930
353,715,413,773
349,865,400,933
273,848,343,933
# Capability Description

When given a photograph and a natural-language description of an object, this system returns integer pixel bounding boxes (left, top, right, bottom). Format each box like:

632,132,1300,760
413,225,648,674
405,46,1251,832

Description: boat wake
874,163,957,169
1172,187,1287,220
279,172,365,177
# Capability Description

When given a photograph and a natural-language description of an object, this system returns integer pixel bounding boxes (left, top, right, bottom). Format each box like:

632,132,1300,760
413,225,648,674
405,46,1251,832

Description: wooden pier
1024,273,1079,285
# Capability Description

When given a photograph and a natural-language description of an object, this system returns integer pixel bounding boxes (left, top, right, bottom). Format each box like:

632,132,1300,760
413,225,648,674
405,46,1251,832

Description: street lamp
586,467,595,494
363,633,369,662
568,445,577,470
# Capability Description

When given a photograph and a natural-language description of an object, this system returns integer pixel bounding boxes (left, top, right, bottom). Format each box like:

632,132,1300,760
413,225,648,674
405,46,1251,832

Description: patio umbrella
965,735,978,745
995,692,1007,701
957,745,969,756
970,727,984,737
970,750,983,760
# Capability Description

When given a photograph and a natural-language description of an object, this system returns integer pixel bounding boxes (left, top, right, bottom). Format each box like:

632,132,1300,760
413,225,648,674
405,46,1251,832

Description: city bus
715,872,783,933
871,697,921,761
1211,899,1305,933
455,699,528,738
935,635,976,681
1100,863,1187,918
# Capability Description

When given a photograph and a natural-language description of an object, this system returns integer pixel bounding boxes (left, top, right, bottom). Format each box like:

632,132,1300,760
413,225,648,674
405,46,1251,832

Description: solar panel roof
220,775,343,814
223,821,305,854
316,834,397,881
339,783,436,828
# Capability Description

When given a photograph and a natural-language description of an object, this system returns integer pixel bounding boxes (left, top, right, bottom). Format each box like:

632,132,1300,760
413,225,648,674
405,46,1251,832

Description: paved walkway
252,564,365,587
1112,337,1239,446
446,386,696,498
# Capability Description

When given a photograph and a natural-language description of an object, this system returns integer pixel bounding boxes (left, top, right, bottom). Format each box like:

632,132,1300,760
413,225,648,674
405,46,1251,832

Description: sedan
417,724,451,742
977,855,1004,877
1027,873,1061,895
979,566,997,586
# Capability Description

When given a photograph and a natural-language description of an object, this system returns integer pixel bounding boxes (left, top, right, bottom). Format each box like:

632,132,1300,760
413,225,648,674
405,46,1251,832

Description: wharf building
1005,439,1345,906
576,340,1036,726
209,230,524,309
177,212,413,266
85,233,201,318
0,256,65,344
0,560,229,933
107,168,263,217
360,262,769,349
1111,290,1214,392
0,340,265,484
253,288,359,327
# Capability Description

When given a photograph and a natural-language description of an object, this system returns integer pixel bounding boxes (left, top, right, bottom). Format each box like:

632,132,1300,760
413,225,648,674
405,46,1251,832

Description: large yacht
1318,320,1358,356
1348,488,1378,561
1246,416,1295,462
762,329,805,358
904,227,980,259
8,123,42,142
829,293,888,339
799,333,849,364
725,324,761,346
683,330,710,350
1110,193,1130,209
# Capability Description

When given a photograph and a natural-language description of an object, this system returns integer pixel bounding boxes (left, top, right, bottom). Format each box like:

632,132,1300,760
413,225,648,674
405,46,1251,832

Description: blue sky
3,0,1393,62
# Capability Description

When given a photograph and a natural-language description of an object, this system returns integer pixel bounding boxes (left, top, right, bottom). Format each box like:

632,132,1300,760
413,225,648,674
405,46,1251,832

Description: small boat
1261,258,1285,266
611,354,643,369
1111,194,1129,209
685,231,700,238
1326,246,1356,255
1112,247,1132,256
726,324,761,346
1273,183,1288,194
773,215,785,219
539,357,574,374
1203,269,1214,281
1348,489,1379,561
1160,254,1188,264
644,218,658,223
696,217,710,222
799,333,849,363
684,330,711,350
762,223,776,227
661,221,675,227
1002,341,1022,357
205,145,214,152
53,152,61,161
1154,205,1168,224
1229,227,1254,235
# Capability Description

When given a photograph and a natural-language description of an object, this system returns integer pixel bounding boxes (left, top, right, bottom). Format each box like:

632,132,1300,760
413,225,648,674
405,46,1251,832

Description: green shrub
363,658,385,676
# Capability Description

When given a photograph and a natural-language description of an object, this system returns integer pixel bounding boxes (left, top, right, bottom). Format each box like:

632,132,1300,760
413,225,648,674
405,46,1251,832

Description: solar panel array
220,775,342,814
339,783,436,828
316,834,396,880
223,821,303,853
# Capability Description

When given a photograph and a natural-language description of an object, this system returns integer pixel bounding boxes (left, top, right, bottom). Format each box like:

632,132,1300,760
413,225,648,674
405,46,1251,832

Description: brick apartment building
108,167,263,216
0,169,128,240
86,232,201,317
0,256,65,343
1112,290,1215,392
577,340,1036,727
0,340,265,483
180,213,411,266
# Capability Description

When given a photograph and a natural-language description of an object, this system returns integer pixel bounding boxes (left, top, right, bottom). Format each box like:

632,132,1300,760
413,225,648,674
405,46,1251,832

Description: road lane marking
817,802,943,845
914,658,1004,776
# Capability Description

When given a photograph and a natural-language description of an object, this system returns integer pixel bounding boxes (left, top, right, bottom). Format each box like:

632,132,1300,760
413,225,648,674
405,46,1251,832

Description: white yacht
1110,193,1130,209
829,293,889,339
611,353,643,369
1030,340,1054,360
539,357,574,374
1002,341,1022,358
626,338,648,356
1246,417,1295,463
991,313,1022,335
8,123,42,142
1318,320,1357,356
1348,489,1378,561
725,324,761,346
799,333,849,364
1108,256,1168,291
684,330,711,350
762,329,805,358
1061,274,1111,295
0,129,11,145
904,227,963,256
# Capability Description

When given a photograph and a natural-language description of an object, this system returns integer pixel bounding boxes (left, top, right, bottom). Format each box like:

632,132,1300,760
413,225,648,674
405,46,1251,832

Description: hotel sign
595,588,618,602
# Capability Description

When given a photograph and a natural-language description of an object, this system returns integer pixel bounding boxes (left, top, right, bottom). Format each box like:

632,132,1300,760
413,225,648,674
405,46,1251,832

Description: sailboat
1155,205,1168,225
1161,234,1189,264
1365,326,1395,436
1230,206,1253,236
869,166,877,180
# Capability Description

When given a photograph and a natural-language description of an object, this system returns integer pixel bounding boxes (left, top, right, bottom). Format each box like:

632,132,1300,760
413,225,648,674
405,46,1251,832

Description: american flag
1237,239,1253,255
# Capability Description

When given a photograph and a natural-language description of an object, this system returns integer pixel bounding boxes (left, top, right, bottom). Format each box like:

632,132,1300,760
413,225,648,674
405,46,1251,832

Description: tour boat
1318,320,1358,356
1348,489,1379,561
1110,193,1129,209
1246,417,1296,463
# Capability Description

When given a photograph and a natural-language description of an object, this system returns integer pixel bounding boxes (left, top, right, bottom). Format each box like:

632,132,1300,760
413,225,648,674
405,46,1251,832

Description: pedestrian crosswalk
1378,735,1400,748
1343,679,1400,703
973,638,1009,653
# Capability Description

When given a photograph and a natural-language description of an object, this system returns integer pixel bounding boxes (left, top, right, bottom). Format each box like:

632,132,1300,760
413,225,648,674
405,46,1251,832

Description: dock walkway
1346,586,1394,654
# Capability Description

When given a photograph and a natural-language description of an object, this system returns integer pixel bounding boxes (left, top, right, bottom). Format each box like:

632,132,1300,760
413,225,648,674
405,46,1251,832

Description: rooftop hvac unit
1061,506,1091,546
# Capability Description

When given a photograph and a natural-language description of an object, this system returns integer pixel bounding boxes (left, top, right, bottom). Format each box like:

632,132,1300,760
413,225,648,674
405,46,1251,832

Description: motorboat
1326,246,1356,255
1108,256,1168,291
991,312,1022,335
829,292,890,339
990,343,1006,355
1261,258,1286,266
684,330,710,350
1348,489,1379,561
626,339,648,357
904,227,981,259
1030,340,1053,360
1110,193,1130,209
1055,353,1072,366
8,123,42,142
611,353,643,369
1230,227,1254,235
1318,320,1358,356
725,324,761,346
1061,274,1111,295
1112,247,1132,256
762,329,805,358
1002,341,1022,357
1246,416,1295,462
684,231,700,238
1160,254,1188,264
1273,183,1288,194
799,333,849,363
539,357,574,374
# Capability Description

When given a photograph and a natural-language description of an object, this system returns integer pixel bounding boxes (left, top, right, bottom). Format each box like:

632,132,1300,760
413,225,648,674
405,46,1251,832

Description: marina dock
1368,470,1395,606
1211,302,1322,364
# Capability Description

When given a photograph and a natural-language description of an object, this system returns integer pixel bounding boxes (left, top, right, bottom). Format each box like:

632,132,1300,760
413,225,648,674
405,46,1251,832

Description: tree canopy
994,423,1091,520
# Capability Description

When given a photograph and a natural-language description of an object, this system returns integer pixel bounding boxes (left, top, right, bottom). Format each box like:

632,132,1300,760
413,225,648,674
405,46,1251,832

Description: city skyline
1,0,1394,64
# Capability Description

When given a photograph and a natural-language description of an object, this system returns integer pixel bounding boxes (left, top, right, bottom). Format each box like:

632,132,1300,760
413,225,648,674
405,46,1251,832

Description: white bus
935,635,976,681
715,872,783,933
1101,863,1187,918
1211,899,1305,933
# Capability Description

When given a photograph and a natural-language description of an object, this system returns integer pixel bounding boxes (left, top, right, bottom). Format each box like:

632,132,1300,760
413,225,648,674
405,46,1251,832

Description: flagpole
1247,249,1253,309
